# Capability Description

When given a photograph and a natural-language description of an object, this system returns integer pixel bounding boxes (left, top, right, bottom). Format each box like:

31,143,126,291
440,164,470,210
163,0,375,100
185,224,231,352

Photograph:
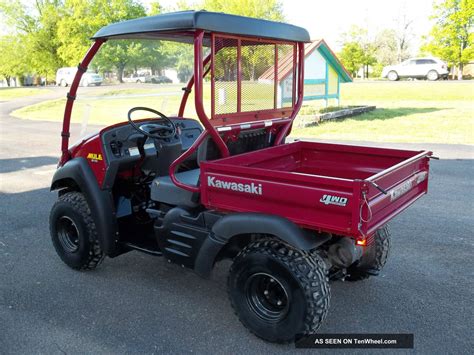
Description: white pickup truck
56,67,103,87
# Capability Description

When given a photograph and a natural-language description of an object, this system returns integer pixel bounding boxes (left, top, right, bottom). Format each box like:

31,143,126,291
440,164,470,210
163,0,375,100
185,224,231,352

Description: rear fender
51,157,118,255
194,213,330,278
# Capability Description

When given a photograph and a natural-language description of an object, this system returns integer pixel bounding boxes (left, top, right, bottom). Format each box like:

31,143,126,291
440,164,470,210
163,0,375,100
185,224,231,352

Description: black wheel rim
56,216,80,253
245,273,289,323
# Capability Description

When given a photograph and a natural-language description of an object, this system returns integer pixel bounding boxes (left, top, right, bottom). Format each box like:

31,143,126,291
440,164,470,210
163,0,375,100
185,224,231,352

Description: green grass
0,87,52,101
291,81,474,145
11,81,275,125
12,84,199,125
11,81,474,144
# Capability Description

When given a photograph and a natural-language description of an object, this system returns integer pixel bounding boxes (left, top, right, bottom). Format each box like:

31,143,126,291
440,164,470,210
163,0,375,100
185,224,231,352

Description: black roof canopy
92,10,310,44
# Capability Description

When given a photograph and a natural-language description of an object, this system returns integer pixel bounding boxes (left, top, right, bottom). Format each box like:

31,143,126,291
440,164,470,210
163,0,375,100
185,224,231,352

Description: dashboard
101,118,203,166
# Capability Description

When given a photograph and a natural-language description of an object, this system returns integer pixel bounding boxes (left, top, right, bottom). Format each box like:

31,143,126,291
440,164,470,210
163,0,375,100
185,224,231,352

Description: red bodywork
71,134,107,186
200,141,431,239
61,29,431,240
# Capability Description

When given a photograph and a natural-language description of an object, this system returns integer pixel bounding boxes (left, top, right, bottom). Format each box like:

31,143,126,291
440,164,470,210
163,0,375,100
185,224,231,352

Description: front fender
51,157,118,255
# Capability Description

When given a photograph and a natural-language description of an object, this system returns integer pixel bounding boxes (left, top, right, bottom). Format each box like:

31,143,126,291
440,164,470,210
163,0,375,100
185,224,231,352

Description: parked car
56,67,103,87
151,75,172,84
122,73,151,83
382,57,448,81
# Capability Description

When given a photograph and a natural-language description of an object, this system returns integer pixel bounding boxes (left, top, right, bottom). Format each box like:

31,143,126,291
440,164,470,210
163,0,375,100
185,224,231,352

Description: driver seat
150,135,219,208
150,169,200,208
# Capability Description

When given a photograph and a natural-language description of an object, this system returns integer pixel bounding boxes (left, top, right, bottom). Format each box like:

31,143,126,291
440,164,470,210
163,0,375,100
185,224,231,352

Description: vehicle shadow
0,156,58,174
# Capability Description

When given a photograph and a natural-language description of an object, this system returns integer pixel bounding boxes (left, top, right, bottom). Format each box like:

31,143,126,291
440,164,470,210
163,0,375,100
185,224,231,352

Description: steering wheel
127,106,177,140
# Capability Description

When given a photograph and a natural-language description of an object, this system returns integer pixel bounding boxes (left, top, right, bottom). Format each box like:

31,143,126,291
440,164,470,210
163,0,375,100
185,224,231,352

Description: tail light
356,239,367,246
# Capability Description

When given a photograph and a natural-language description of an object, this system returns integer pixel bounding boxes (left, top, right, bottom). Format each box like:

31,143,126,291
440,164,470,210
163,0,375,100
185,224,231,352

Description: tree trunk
451,65,456,80
457,63,463,80
5,76,11,87
117,65,125,83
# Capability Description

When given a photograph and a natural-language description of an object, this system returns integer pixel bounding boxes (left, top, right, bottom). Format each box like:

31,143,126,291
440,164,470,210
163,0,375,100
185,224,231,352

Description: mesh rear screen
214,38,238,115
241,41,275,112
277,44,295,108
212,36,296,119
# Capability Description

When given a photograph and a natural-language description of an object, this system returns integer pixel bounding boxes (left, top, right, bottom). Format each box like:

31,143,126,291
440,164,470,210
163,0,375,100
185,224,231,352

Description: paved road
0,93,473,354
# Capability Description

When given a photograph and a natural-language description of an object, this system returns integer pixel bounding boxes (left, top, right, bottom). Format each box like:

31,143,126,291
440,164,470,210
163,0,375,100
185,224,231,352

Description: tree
202,0,284,21
423,0,474,79
0,35,29,86
57,0,147,82
340,26,377,79
339,42,365,77
393,7,414,63
374,29,398,66
202,0,284,82
0,0,65,81
370,29,399,77
159,40,194,82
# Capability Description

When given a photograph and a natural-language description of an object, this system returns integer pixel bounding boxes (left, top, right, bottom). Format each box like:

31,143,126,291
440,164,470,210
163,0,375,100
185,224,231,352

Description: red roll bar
178,53,212,117
169,31,231,192
193,30,230,158
274,42,305,145
169,34,306,192
60,40,105,165
168,130,208,193
59,32,305,194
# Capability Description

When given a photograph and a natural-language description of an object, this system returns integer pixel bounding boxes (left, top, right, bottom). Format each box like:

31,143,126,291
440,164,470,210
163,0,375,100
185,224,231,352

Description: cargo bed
200,141,432,238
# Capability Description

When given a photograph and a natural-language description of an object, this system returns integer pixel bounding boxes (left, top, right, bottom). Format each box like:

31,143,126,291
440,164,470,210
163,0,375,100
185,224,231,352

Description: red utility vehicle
49,11,432,343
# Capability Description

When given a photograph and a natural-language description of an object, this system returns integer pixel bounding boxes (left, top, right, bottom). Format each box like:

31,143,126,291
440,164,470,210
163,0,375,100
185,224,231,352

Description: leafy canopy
423,0,473,68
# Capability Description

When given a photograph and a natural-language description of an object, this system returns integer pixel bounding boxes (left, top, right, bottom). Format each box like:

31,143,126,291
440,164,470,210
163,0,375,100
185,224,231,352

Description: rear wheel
427,70,439,81
228,239,330,343
346,225,391,281
60,79,67,87
50,192,104,270
387,71,399,81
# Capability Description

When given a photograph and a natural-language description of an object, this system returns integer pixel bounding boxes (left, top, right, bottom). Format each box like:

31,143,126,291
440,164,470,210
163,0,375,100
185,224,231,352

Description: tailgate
358,150,432,236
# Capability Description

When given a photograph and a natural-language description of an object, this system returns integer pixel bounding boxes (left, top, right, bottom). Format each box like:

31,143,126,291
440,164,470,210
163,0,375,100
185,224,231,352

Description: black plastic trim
51,157,119,255
77,64,87,73
66,93,76,101
194,213,325,278
213,213,318,249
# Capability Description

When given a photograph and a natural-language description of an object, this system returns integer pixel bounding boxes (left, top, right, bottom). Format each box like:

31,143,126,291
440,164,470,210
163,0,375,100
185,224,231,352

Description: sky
144,0,436,54
1,0,436,53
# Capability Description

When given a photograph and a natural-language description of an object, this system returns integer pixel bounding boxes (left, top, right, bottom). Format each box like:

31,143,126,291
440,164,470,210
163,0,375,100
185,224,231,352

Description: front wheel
427,70,439,81
228,239,330,343
50,192,104,270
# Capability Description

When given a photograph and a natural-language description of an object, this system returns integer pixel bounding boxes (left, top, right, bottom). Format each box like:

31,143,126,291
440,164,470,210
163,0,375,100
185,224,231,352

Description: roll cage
60,10,310,192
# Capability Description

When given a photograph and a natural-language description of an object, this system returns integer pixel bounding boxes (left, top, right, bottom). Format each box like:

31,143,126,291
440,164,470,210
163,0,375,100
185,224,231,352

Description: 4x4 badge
320,194,348,207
